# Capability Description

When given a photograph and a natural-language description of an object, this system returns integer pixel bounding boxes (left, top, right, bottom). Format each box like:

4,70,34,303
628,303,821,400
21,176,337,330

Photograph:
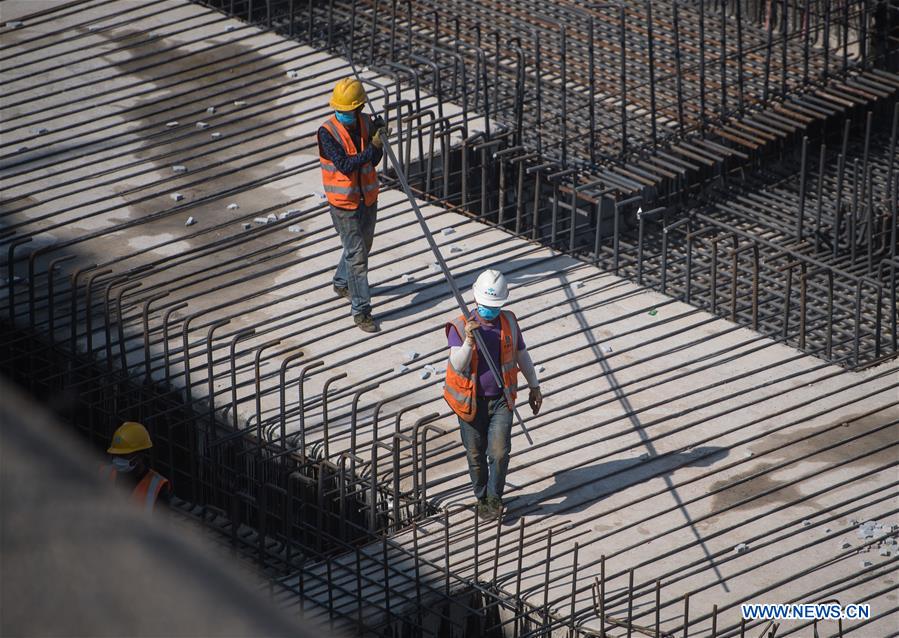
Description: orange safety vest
100,465,171,513
443,311,520,422
319,113,380,209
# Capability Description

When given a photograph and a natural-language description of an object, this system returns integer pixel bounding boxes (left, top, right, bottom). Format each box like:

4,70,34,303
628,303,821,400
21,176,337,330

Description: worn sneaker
485,495,503,520
354,312,379,333
477,498,492,521
333,284,350,300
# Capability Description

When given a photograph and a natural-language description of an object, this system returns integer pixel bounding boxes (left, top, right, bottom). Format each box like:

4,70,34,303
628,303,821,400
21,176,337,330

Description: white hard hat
472,269,509,307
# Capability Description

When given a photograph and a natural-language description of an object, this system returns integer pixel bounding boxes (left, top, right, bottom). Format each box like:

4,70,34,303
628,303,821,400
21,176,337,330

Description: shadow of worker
505,446,729,521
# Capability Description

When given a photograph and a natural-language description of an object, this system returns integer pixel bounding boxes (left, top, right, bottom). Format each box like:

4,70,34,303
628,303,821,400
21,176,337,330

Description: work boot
354,312,379,333
333,284,350,300
477,498,492,521
485,495,503,520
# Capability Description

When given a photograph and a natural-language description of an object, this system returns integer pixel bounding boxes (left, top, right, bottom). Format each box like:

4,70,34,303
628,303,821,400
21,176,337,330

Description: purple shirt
447,312,526,397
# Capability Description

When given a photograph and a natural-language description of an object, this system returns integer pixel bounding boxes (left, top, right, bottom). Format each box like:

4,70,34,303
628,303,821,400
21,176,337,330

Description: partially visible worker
100,421,171,512
318,77,387,333
444,270,543,521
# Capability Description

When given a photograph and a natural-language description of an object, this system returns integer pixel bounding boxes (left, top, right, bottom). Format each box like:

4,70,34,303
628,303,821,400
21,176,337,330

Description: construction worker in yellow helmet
318,77,388,333
100,421,171,512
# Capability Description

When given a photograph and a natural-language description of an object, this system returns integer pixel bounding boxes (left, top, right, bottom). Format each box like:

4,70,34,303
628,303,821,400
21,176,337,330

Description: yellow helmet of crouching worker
107,421,153,455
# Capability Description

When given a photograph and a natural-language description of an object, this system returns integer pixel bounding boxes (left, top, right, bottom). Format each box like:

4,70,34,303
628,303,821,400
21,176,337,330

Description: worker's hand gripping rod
353,70,534,445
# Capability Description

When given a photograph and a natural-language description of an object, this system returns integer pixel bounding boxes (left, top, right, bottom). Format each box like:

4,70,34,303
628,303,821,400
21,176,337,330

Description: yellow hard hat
329,77,367,112
107,421,152,455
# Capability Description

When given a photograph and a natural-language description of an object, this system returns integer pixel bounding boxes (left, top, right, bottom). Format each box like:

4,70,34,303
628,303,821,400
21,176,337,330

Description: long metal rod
350,65,535,445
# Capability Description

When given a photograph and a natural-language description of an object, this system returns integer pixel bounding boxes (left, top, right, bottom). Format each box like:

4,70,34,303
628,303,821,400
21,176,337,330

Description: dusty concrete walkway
2,2,897,636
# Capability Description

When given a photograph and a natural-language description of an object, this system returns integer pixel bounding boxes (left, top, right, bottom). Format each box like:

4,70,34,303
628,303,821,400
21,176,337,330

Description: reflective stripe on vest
131,470,168,513
444,383,474,408
319,115,380,209
443,311,519,422
143,474,163,512
102,465,168,512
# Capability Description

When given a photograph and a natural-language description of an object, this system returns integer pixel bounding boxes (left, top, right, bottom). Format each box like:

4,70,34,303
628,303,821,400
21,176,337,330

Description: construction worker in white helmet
318,77,388,333
444,269,542,520
100,422,171,512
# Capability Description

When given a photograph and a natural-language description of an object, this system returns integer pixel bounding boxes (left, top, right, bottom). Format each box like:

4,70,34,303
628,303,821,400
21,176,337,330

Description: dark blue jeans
458,395,513,500
330,201,377,316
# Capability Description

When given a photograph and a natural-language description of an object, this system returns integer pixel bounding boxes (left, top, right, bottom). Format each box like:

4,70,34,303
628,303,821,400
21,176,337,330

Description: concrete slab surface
2,2,897,637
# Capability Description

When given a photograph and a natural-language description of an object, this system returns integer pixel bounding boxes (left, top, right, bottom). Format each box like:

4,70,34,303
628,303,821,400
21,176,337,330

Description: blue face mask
477,305,500,320
335,110,356,125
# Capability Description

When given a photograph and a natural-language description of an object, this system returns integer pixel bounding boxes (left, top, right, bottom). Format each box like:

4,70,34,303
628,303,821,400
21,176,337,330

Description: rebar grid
2,2,899,637
239,0,895,165
176,0,899,369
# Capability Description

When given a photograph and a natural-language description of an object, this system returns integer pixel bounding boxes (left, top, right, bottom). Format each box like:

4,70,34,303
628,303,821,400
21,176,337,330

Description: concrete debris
7,20,24,28
734,543,748,554
841,541,852,549
395,364,409,374
639,453,649,460
172,165,187,173
745,451,754,458
442,227,455,236
402,274,415,282
861,560,873,568
266,213,277,223
184,216,196,226
225,24,236,31
880,548,891,556
575,281,585,289
802,520,811,527
171,193,183,202
17,146,27,153
242,223,251,230
206,106,216,114
419,370,431,380
233,100,247,107
825,528,832,534
211,132,222,139
196,121,210,129
450,246,463,253
253,217,269,224
405,351,419,361
286,70,300,79
34,127,49,135
166,121,179,127
536,364,545,373
428,262,442,273
287,226,302,233
227,203,239,210
851,519,859,526
857,521,877,539
424,364,437,374
88,24,99,31
601,344,613,354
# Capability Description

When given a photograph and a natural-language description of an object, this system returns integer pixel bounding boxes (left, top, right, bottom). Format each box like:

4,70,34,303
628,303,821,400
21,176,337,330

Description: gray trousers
330,201,378,316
